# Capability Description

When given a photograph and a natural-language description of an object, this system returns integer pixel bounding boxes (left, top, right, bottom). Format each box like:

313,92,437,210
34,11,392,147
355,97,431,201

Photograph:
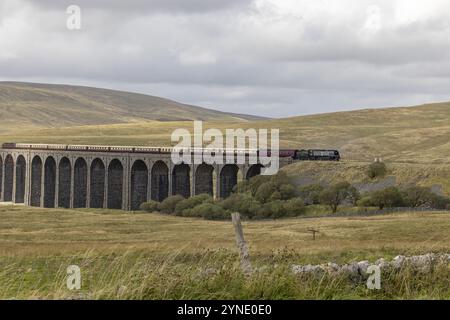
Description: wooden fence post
231,212,252,276
307,227,320,240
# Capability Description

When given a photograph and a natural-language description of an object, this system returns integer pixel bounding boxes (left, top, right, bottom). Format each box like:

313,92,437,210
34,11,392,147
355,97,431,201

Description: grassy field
1,205,450,299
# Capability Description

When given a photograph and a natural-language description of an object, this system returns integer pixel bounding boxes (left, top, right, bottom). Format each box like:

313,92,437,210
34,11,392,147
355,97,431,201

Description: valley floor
1,206,450,299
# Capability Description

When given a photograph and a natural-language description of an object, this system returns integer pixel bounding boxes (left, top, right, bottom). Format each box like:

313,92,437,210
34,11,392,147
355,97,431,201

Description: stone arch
246,164,264,180
15,155,26,203
3,155,14,202
107,159,123,209
74,158,88,208
0,155,2,199
58,157,71,208
151,161,169,202
172,163,190,198
90,158,105,208
130,160,148,210
30,156,42,207
220,164,239,198
44,156,56,208
195,163,214,196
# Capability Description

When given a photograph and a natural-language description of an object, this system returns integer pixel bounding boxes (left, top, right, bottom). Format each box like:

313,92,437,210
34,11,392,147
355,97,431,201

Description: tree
402,186,433,208
299,184,324,205
319,181,354,213
347,185,361,206
246,175,270,196
219,193,262,219
429,193,450,210
370,187,404,209
234,180,249,194
357,195,374,207
255,182,277,203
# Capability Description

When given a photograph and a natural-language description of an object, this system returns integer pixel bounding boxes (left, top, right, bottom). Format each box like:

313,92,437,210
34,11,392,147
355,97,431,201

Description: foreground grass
1,205,450,299
2,250,450,299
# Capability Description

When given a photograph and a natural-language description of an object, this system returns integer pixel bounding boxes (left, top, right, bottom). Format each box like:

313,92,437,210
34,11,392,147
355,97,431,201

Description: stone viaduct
0,144,292,211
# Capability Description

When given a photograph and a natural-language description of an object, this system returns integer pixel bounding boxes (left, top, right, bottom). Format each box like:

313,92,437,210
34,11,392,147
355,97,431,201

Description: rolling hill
259,102,450,163
0,82,449,165
0,82,263,130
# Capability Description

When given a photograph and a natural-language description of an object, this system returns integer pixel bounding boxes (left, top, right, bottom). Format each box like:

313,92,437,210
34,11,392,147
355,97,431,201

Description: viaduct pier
0,143,291,211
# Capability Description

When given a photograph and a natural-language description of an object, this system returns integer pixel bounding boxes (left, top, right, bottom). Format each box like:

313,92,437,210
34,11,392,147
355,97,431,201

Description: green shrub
159,195,185,214
270,171,290,187
283,198,305,216
219,193,262,219
429,194,450,210
245,175,270,196
370,187,404,209
255,182,277,203
366,162,387,179
347,185,361,206
279,184,296,200
139,201,160,212
238,198,263,219
234,180,249,194
260,200,285,219
270,191,282,201
299,184,324,205
174,194,213,216
191,203,229,220
219,193,248,212
356,195,374,207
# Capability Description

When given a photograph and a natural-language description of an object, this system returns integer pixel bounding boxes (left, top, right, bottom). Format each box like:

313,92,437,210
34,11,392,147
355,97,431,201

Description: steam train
279,149,340,161
0,143,173,154
1,143,340,161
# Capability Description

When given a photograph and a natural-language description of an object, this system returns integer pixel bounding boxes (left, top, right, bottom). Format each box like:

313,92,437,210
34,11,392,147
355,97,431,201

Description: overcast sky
1,0,450,117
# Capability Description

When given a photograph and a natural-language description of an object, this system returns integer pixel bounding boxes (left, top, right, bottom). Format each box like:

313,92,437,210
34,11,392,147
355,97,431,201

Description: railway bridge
0,144,291,210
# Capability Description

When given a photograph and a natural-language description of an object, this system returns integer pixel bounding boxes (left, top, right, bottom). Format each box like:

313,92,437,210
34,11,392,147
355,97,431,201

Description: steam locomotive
1,143,340,161
279,149,340,161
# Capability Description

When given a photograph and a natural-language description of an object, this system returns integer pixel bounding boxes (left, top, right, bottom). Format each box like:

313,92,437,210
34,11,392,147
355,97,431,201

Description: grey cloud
24,0,253,14
2,0,450,117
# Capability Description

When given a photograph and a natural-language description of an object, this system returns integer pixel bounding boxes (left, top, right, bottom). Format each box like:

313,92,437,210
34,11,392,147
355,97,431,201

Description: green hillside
282,161,450,195
271,102,450,163
0,82,263,131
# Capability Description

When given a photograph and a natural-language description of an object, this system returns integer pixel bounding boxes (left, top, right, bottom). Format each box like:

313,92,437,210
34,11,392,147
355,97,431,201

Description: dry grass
1,205,450,262
283,161,450,195
1,205,450,299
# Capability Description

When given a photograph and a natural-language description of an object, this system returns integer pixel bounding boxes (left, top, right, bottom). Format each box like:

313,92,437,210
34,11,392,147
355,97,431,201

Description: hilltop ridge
0,81,264,130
